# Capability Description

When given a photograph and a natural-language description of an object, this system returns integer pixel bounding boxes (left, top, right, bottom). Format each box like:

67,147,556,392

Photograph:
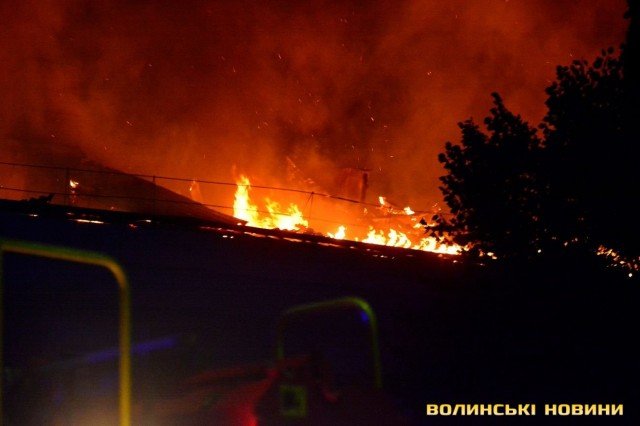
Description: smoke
0,0,628,208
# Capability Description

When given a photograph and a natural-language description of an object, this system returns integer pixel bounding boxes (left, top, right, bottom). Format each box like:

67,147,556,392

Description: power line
0,159,449,217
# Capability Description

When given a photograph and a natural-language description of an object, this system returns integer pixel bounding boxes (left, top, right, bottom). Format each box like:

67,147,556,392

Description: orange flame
233,175,308,231
232,174,462,255
327,225,346,240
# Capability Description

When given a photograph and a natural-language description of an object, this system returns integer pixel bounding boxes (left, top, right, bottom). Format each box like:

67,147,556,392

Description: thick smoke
0,0,628,208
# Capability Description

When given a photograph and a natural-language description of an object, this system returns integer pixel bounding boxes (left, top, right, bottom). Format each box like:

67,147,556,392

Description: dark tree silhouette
433,1,639,267
432,93,542,259
622,0,639,85
540,49,635,256
540,0,640,261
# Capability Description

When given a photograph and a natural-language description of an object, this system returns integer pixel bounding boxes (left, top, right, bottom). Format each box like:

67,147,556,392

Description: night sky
0,0,628,208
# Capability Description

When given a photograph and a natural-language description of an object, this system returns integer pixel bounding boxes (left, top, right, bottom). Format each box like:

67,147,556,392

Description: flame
69,179,79,189
233,175,308,231
232,174,462,255
189,180,204,203
362,227,412,249
412,236,461,255
233,175,259,224
264,199,308,231
360,225,461,254
327,225,346,240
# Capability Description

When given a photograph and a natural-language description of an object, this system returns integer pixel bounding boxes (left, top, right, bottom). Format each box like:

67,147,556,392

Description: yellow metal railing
276,296,382,389
0,239,132,426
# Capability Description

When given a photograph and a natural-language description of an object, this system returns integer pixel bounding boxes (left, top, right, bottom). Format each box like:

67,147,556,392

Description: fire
360,225,461,255
328,225,346,240
233,175,308,231
232,175,462,255
233,175,259,224
412,236,461,255
264,199,308,231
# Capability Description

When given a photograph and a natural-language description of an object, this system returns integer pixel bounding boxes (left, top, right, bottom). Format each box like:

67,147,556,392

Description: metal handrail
0,239,132,426
275,296,382,389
